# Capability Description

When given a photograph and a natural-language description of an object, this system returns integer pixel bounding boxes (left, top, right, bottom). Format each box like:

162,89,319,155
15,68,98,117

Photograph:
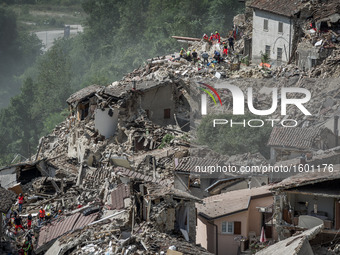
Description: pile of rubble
310,49,340,78
3,3,340,254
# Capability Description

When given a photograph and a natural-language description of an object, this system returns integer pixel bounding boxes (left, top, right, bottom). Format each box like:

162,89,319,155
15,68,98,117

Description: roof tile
197,186,272,219
249,0,304,17
267,127,325,150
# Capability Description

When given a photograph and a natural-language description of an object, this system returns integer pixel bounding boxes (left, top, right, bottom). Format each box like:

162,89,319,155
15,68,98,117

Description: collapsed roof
175,156,227,173
256,224,323,255
312,0,340,23
271,166,340,190
36,211,99,253
66,85,103,105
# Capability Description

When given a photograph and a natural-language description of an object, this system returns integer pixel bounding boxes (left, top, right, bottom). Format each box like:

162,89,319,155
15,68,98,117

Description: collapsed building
174,156,268,199
245,0,340,73
272,169,340,237
256,225,323,255
268,168,340,255
0,187,16,254
296,0,340,71
2,1,340,254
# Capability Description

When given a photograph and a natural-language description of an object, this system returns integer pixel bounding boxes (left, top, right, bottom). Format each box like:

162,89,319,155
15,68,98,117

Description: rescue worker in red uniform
203,33,208,41
215,31,221,43
18,193,24,213
14,215,24,234
209,33,214,42
223,42,228,56
27,213,32,230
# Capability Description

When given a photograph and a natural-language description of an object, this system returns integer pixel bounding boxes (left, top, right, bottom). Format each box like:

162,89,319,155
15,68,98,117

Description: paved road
35,25,83,52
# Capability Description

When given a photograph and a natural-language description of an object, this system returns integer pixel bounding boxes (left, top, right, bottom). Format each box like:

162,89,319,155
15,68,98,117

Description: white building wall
94,108,119,138
0,167,17,188
252,9,294,65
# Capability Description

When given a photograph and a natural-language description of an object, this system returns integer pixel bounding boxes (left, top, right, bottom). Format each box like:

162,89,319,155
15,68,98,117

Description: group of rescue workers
5,193,64,254
179,30,236,65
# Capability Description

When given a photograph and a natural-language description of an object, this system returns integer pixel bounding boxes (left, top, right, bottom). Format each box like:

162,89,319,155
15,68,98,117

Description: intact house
271,168,340,241
173,156,268,199
267,127,337,164
249,0,303,65
196,186,277,255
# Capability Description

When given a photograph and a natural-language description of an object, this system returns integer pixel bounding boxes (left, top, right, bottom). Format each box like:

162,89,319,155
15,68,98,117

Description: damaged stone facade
271,170,340,255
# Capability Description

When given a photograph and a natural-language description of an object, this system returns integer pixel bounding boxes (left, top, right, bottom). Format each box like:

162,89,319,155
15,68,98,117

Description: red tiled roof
73,212,98,230
267,127,323,150
110,183,131,210
249,0,304,17
36,212,98,251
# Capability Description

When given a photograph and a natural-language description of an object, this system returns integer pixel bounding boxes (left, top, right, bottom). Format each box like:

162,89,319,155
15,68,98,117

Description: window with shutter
278,22,283,33
263,19,269,31
222,221,234,234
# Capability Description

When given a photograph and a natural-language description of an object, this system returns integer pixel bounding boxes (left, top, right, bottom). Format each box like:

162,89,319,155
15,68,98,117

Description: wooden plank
167,250,183,255
171,36,200,42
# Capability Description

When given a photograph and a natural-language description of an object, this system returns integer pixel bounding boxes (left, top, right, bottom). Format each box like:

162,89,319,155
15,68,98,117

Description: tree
197,114,272,158
32,42,72,121
0,77,38,162
207,0,244,35
0,7,42,109
0,0,246,165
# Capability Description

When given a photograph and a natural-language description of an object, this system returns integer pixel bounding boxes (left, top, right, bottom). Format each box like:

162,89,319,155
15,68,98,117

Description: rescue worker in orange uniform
38,207,45,226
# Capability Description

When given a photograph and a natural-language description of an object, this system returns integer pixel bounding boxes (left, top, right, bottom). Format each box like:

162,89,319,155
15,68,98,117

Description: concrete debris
3,2,340,254
256,224,323,255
